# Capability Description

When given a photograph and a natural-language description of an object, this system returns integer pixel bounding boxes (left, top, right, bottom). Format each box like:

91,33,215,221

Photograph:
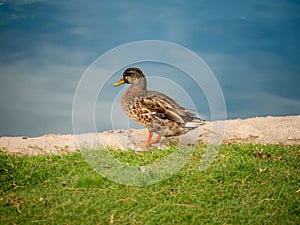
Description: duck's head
114,67,146,89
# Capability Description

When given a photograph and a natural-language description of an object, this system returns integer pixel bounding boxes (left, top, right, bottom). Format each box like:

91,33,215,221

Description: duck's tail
184,118,206,129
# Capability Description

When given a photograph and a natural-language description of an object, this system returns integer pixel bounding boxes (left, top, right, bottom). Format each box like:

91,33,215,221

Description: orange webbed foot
136,132,161,147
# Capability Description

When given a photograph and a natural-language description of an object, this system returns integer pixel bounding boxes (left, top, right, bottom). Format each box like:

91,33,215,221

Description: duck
114,67,206,147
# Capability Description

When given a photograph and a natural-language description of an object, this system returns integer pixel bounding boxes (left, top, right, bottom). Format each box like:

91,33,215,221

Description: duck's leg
150,134,161,144
144,132,161,146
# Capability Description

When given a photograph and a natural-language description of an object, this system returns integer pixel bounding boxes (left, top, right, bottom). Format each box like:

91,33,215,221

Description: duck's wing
140,96,184,124
147,91,186,111
141,91,199,124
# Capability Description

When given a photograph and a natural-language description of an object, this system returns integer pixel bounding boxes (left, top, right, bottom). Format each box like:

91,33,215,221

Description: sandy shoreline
0,115,299,155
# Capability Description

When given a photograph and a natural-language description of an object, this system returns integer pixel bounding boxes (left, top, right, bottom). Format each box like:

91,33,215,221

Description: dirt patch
1,115,299,155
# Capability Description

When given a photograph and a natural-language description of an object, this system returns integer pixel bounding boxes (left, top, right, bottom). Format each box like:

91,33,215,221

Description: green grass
0,144,299,224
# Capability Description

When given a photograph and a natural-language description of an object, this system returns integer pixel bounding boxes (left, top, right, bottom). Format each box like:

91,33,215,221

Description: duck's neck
125,84,147,100
129,78,147,97
133,77,147,90
121,79,147,113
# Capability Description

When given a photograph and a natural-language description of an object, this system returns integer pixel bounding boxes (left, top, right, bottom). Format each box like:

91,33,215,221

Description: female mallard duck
114,67,205,147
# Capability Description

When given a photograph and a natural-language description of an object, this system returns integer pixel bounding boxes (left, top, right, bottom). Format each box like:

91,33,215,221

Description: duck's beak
114,77,126,86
